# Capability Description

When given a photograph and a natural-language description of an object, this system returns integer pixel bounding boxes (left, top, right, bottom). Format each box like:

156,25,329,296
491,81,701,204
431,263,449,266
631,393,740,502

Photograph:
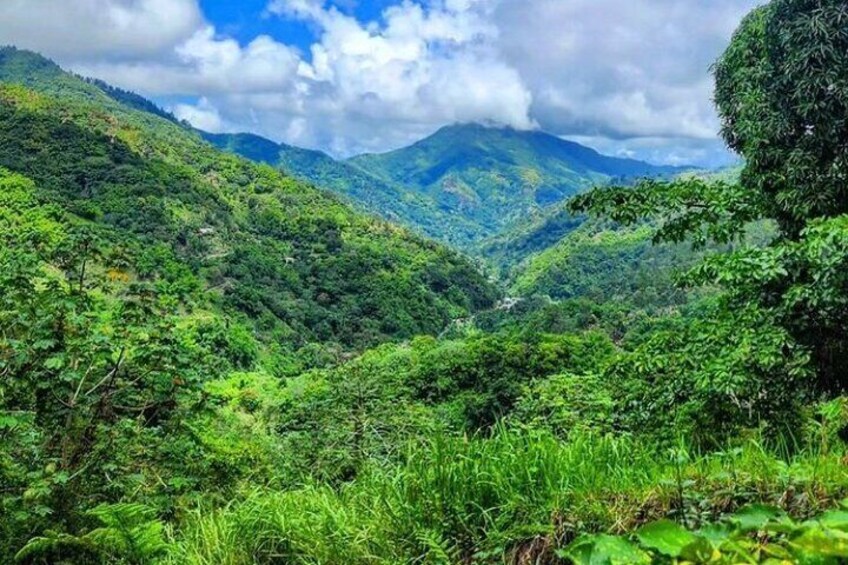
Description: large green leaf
697,522,733,547
791,527,848,557
636,520,697,557
561,535,651,565
815,511,848,532
731,504,784,532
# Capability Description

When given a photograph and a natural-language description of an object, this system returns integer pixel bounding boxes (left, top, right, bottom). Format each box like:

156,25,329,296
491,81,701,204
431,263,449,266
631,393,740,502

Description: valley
3,1,848,562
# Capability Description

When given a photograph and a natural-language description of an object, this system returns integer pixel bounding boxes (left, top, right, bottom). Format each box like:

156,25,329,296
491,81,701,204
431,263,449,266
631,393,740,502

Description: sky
0,0,763,167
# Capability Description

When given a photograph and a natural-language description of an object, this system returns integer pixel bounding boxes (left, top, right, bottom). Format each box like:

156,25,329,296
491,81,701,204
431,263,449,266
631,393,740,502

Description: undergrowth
164,428,848,564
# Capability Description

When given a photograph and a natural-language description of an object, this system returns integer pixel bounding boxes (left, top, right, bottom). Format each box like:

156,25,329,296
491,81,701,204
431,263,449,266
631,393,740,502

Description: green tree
714,1,848,236
571,0,848,398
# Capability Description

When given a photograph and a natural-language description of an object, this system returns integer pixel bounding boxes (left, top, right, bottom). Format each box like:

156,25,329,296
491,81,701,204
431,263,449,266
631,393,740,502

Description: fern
84,503,169,563
15,503,168,564
15,530,95,562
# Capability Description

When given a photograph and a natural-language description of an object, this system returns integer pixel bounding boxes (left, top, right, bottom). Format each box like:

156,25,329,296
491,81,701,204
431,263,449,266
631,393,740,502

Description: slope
204,124,687,251
490,166,764,317
201,131,484,246
348,123,687,242
0,47,498,355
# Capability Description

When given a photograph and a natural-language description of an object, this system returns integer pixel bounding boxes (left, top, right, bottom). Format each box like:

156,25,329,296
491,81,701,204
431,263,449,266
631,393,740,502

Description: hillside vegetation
4,1,848,563
200,130,485,244
208,122,682,249
0,46,499,561
0,47,497,354
349,123,683,236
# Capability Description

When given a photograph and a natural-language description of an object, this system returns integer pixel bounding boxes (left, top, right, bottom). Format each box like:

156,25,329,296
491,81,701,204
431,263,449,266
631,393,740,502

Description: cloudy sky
0,0,763,166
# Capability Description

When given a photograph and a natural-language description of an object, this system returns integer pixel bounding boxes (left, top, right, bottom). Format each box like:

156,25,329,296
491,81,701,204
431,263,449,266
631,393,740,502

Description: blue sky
201,0,316,53
199,0,405,61
0,0,763,166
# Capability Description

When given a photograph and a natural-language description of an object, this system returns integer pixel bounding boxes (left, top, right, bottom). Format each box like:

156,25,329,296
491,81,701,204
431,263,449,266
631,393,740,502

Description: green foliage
469,295,656,345
562,535,650,565
509,221,703,309
6,2,848,561
563,501,848,564
476,203,586,273
568,177,765,249
510,373,613,438
603,298,811,444
684,214,848,393
211,123,683,250
168,427,848,564
0,48,498,559
569,0,848,412
273,331,616,482
16,503,167,564
0,47,498,353
202,130,481,248
406,332,615,429
0,172,221,553
349,123,683,248
198,132,281,165
714,0,848,236
85,77,179,124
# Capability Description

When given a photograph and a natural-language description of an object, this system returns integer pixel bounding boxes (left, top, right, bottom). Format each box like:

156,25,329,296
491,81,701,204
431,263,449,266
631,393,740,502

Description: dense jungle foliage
4,0,848,563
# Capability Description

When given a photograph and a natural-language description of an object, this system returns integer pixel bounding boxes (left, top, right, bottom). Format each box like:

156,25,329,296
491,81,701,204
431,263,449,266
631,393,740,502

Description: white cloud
0,0,766,165
0,0,202,58
71,27,302,96
139,0,535,155
259,0,536,150
491,0,763,145
173,97,223,132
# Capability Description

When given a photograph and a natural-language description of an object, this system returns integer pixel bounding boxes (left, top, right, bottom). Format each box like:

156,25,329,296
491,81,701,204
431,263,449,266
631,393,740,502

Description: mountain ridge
349,122,687,180
207,122,691,249
0,45,693,255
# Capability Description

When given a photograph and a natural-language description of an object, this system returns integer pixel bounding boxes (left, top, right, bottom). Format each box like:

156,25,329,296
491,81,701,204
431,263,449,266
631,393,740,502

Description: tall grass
167,428,848,564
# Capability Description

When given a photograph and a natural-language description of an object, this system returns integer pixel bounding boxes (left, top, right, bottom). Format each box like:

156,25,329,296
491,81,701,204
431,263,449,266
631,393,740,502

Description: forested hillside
0,46,498,561
481,168,761,317
208,122,683,249
201,130,483,246
0,47,497,352
351,123,682,196
349,124,684,241
5,0,848,563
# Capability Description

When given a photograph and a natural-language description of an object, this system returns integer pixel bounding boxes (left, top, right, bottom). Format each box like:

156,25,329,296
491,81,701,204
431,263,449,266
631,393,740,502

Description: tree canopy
571,0,848,394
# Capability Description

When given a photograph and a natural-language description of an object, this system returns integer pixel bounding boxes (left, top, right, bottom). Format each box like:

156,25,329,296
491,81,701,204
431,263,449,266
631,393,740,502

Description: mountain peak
431,121,536,138
344,122,687,246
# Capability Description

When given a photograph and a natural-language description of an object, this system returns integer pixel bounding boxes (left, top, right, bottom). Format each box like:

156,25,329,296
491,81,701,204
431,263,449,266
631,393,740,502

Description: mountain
205,124,688,250
348,123,687,241
0,47,498,354
0,48,496,558
199,131,283,164
201,131,483,244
